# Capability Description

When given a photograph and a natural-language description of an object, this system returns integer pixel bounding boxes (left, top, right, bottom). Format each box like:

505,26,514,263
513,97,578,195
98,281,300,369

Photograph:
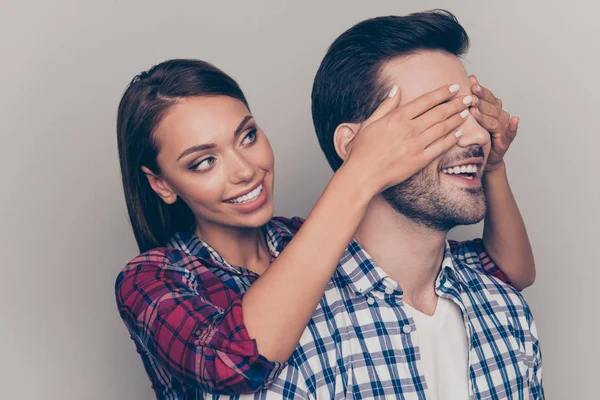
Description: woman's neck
195,222,271,275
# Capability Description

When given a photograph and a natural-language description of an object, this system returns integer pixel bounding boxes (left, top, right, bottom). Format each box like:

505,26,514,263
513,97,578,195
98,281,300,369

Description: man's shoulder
449,241,529,308
451,250,534,330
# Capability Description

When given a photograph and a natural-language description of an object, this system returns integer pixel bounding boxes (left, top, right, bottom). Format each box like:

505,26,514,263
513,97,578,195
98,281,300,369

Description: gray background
1,0,598,398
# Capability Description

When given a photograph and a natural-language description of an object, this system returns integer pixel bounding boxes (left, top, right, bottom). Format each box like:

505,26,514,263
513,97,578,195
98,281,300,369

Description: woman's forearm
482,161,535,290
242,162,375,362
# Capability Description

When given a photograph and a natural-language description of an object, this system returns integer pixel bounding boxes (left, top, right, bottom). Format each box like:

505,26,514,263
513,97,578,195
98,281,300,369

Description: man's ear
333,122,361,163
141,166,178,205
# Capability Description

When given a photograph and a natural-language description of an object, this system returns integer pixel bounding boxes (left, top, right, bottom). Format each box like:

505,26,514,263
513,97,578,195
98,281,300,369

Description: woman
115,59,534,398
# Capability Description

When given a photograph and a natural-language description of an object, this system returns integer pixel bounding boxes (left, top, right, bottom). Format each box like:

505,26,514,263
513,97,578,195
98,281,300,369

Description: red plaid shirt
115,217,508,398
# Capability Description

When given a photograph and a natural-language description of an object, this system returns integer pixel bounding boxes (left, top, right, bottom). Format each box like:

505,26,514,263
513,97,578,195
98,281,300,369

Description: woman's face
149,95,275,232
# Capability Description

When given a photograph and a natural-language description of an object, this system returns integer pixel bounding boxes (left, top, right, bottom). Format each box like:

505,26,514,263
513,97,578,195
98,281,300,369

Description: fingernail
515,117,520,126
475,108,481,115
476,85,482,93
449,84,460,93
455,130,463,138
463,95,473,105
388,85,398,98
460,109,470,118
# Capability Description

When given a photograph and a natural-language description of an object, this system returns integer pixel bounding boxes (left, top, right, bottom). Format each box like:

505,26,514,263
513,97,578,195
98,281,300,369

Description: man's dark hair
311,9,470,171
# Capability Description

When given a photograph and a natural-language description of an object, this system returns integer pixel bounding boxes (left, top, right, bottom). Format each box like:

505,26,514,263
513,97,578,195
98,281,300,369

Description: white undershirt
404,296,470,400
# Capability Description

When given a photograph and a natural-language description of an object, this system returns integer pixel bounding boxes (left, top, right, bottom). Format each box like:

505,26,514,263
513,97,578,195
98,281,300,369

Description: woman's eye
191,156,216,171
241,129,257,146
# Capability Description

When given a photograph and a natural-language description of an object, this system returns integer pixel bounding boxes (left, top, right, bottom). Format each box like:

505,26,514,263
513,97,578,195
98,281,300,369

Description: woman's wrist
333,161,379,208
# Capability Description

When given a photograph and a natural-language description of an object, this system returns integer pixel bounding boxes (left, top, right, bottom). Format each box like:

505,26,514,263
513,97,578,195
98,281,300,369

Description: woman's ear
333,122,361,163
141,166,178,205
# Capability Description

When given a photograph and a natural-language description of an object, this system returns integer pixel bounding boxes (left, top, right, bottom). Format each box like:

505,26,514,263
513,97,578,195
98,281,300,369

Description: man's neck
354,196,448,315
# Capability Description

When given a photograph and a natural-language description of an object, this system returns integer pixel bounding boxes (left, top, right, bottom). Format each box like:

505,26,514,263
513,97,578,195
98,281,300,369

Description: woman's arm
470,76,535,290
482,162,535,290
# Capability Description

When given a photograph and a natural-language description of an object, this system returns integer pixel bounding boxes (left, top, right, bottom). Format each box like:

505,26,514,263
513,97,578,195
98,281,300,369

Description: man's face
379,51,492,231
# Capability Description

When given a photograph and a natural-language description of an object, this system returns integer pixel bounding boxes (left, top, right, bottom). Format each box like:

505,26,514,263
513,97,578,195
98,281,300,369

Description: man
259,10,542,399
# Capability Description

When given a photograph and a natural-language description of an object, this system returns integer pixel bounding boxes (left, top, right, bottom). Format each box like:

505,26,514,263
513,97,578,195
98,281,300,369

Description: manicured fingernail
455,130,463,138
476,85,482,93
449,84,460,93
463,95,473,105
388,85,398,98
474,108,481,115
460,109,470,118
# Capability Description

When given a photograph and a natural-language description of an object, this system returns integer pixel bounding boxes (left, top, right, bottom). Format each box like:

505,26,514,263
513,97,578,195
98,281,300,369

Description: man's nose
456,113,490,148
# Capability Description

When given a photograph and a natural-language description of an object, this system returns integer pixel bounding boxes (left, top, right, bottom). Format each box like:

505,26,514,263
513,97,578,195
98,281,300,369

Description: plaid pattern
116,217,542,399
115,217,302,398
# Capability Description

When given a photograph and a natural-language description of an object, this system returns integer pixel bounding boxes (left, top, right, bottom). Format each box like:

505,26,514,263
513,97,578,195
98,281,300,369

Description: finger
471,107,502,133
422,128,462,160
363,84,402,126
476,98,504,121
419,112,467,148
507,116,519,139
474,84,502,108
469,75,479,86
413,94,472,132
492,135,512,155
399,83,462,120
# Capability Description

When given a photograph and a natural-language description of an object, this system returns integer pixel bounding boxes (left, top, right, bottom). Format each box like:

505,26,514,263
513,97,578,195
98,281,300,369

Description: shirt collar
166,218,295,275
335,238,394,298
436,240,471,290
336,239,469,298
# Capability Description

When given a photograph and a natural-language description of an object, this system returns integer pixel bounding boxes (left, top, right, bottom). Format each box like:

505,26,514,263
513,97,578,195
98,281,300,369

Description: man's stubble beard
381,166,488,232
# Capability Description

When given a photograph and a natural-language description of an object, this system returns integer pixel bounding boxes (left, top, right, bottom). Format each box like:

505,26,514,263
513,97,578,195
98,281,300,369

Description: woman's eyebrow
177,143,217,161
234,115,254,138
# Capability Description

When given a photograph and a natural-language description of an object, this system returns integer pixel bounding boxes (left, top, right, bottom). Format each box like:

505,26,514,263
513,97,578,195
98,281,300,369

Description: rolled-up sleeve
449,239,510,284
115,248,286,394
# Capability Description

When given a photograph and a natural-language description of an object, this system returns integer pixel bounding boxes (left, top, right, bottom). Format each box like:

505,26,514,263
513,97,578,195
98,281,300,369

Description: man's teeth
441,164,479,175
228,184,263,204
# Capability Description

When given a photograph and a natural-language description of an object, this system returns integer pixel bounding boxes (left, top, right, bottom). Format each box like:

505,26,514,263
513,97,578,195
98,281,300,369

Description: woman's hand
345,83,474,194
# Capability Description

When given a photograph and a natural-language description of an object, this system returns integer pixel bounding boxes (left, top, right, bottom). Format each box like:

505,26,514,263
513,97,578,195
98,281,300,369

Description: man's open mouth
441,164,480,180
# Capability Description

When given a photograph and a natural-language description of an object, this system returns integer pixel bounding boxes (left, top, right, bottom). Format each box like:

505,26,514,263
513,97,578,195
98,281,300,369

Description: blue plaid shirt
168,217,543,399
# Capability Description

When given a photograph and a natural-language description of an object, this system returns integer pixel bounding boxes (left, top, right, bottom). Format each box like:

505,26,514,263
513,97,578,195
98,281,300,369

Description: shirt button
194,329,202,337
366,297,376,305
385,287,394,295
402,324,412,334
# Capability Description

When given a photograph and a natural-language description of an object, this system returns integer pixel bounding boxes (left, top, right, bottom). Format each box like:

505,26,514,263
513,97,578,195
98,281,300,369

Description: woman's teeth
227,184,263,204
442,164,478,175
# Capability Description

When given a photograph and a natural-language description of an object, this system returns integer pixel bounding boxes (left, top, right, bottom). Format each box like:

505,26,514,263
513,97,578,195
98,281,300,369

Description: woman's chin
229,202,274,229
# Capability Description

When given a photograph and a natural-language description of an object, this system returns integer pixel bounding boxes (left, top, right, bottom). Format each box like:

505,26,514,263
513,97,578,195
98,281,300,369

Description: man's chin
385,195,487,232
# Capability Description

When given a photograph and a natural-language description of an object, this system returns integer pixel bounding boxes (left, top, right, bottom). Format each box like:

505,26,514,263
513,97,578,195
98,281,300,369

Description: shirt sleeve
528,314,544,399
115,248,286,394
448,239,510,284
529,340,544,399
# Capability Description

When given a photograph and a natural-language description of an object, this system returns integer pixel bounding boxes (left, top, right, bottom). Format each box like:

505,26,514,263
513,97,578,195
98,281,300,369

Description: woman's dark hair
117,59,249,253
311,9,470,171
